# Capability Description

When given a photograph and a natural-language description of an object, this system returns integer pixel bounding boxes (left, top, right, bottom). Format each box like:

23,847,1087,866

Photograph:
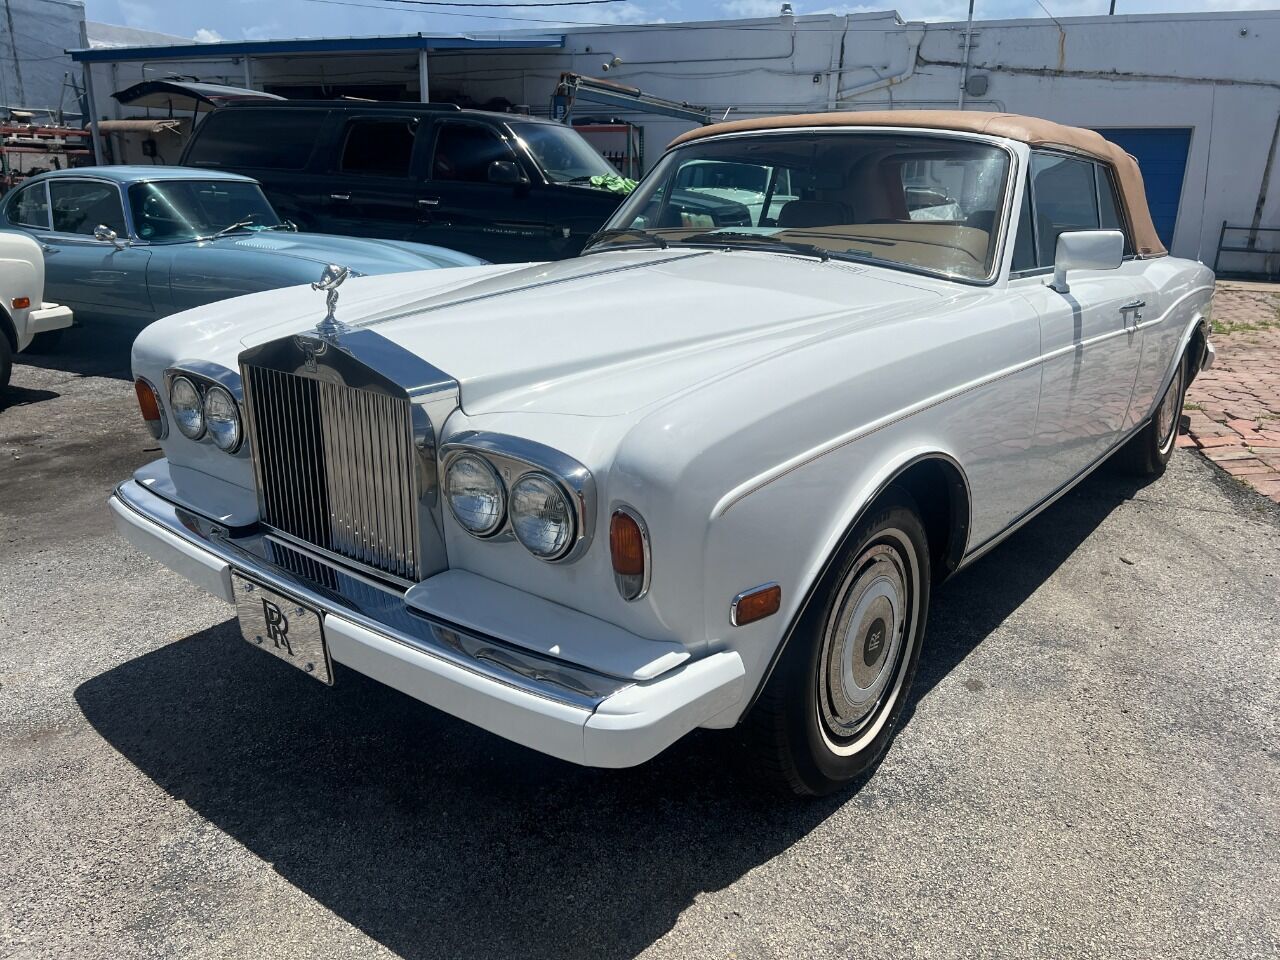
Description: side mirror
94,224,126,249
1049,229,1124,294
487,159,528,186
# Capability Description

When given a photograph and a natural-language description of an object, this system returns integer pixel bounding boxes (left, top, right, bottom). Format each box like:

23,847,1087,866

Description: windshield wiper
206,219,257,240
583,228,669,252
676,231,831,261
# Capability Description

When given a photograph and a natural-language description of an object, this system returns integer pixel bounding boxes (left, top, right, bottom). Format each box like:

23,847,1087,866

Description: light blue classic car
0,166,482,331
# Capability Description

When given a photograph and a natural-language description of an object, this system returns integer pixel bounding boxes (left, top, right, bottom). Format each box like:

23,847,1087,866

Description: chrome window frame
440,431,596,564
5,180,52,230
1009,147,1138,280
41,175,135,242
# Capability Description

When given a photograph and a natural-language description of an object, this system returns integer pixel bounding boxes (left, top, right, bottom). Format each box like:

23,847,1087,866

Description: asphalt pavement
2,329,1278,959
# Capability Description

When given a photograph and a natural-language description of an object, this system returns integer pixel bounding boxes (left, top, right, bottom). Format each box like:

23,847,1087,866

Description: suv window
1096,164,1133,255
49,180,126,236
431,123,515,183
1029,153,1099,268
8,182,50,228
339,118,417,177
189,109,325,170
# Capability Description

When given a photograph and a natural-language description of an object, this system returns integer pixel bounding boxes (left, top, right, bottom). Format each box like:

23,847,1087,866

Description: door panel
418,120,558,262
40,178,154,325
322,115,425,240
1017,263,1152,498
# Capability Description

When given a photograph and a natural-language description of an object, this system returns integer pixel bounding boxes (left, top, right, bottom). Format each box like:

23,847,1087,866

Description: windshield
510,122,617,184
127,180,282,242
592,132,1012,281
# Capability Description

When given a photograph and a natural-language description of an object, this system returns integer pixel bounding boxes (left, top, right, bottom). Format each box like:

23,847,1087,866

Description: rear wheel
1118,353,1186,478
747,489,930,796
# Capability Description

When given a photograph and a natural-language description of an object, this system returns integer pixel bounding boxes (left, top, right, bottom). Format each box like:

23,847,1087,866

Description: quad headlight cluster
442,438,589,563
162,371,243,453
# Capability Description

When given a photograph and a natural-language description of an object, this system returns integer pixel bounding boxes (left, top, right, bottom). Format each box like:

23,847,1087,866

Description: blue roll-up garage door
1092,128,1192,249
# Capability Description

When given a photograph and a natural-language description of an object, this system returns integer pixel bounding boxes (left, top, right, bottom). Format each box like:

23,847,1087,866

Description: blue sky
83,0,1277,40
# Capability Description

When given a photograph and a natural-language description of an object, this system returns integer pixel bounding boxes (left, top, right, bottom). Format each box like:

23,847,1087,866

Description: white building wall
85,8,1280,262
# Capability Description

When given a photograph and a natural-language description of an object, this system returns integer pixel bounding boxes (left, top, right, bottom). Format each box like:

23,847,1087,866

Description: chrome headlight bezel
439,432,594,564
163,364,246,455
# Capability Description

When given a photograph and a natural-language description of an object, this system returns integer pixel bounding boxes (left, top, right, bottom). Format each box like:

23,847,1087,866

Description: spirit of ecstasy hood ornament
312,263,350,340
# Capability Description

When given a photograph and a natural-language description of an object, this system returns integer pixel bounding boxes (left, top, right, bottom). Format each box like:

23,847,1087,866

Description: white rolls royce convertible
109,112,1215,795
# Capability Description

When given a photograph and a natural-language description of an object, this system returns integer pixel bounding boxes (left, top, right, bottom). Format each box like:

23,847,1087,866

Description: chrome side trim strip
113,479,629,711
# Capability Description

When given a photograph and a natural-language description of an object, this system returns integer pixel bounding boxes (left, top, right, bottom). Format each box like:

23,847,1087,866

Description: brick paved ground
1182,281,1280,503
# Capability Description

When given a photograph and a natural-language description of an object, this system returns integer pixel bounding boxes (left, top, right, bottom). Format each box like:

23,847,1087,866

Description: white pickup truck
0,230,73,391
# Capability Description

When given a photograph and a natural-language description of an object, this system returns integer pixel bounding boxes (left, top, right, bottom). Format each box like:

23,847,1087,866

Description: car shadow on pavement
75,468,1148,960
17,327,136,381
0,384,59,408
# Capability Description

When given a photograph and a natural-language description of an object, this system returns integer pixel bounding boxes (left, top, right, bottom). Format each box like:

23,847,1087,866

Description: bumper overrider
109,478,745,768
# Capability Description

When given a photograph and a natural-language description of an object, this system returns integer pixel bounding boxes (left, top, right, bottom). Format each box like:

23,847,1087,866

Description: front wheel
747,489,930,796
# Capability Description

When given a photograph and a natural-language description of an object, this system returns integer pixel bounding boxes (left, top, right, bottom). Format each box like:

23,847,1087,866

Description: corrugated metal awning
69,33,564,63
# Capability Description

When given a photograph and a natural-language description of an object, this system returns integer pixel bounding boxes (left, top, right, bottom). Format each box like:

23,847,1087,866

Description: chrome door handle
329,193,350,201
417,198,440,206
1120,299,1145,326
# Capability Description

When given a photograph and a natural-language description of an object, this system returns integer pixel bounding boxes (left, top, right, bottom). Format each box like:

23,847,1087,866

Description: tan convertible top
669,111,1166,257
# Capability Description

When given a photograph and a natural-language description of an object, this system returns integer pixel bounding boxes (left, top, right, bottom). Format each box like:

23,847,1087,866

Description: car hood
201,231,482,271
147,249,946,418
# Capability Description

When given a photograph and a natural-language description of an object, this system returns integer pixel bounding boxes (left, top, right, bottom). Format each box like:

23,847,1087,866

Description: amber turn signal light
134,377,165,439
731,583,781,626
11,296,30,310
610,508,649,601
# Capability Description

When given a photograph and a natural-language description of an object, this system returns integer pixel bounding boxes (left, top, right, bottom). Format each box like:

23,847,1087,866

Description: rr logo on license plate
232,573,332,684
261,598,293,654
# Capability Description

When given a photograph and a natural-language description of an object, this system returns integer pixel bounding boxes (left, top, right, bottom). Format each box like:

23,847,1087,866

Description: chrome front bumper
108,479,744,768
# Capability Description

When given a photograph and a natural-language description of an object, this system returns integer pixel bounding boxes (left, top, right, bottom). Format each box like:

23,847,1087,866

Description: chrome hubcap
1157,362,1184,453
818,541,910,743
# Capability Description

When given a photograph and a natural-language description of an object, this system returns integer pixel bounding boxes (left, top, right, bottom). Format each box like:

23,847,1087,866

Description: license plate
231,572,332,685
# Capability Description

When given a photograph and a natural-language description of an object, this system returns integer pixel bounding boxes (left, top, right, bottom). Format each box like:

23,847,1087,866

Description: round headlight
445,454,505,536
509,472,575,560
203,385,242,452
170,376,204,439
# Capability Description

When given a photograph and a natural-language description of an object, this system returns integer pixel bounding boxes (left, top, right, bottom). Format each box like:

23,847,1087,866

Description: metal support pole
82,62,103,164
243,55,254,90
418,48,430,103
958,0,975,109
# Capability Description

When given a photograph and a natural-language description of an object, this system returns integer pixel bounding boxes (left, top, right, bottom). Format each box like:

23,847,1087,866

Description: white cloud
193,27,224,42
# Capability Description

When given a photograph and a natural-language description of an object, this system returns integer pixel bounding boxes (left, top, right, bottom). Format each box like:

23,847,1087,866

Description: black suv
180,102,627,263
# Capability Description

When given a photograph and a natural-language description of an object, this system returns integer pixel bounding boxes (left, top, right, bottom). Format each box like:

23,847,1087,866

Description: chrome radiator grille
243,365,420,582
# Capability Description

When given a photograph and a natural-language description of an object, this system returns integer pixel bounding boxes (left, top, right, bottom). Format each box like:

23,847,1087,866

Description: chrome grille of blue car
242,364,421,584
